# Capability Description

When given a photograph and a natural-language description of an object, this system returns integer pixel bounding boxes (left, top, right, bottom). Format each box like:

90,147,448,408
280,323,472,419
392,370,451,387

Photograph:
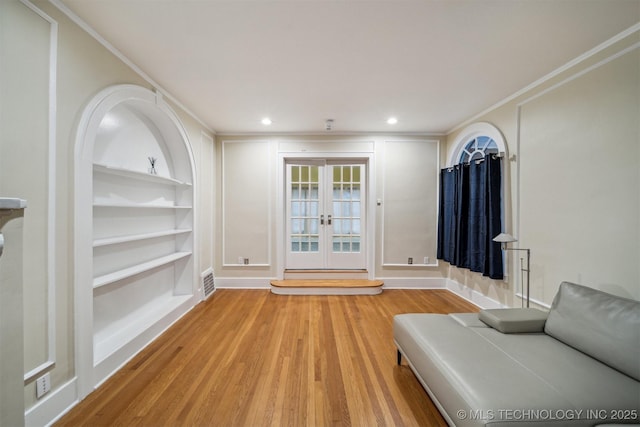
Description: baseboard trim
216,277,445,289
379,277,446,289
25,377,78,427
445,279,507,309
214,277,272,288
170,276,506,311
218,276,449,292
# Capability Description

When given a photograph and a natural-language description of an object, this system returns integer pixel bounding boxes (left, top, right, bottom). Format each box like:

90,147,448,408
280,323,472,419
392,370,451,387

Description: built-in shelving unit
74,85,200,398
79,95,197,388
91,156,195,371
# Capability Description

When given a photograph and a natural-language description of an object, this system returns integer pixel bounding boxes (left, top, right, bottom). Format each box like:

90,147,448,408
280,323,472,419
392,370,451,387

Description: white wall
197,132,216,283
0,1,215,423
445,27,640,306
215,135,445,288
381,140,439,267
221,140,272,268
519,46,639,302
0,0,54,392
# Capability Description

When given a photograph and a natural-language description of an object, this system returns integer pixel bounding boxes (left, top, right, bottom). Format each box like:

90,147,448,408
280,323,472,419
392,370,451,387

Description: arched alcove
74,85,197,397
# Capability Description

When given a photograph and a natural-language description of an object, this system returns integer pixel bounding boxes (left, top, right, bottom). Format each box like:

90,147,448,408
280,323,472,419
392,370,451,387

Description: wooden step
270,279,383,295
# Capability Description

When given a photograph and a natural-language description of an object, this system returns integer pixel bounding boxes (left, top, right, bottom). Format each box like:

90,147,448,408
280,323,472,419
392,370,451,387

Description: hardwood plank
55,289,478,427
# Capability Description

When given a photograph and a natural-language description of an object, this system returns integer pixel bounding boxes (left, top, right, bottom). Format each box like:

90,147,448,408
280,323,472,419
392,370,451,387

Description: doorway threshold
283,269,368,280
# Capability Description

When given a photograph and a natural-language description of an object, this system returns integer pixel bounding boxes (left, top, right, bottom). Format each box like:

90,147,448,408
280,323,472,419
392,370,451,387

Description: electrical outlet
424,256,429,264
238,256,244,264
408,257,413,264
36,373,51,399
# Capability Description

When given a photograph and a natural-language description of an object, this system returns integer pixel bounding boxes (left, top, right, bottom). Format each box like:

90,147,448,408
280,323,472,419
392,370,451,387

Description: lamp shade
493,233,517,243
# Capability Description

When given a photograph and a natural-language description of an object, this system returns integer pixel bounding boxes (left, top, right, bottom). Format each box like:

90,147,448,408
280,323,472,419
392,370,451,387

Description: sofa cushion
479,308,548,333
544,281,640,381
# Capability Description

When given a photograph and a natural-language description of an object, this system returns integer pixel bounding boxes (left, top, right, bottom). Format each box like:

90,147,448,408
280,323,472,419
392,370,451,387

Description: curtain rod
445,152,504,171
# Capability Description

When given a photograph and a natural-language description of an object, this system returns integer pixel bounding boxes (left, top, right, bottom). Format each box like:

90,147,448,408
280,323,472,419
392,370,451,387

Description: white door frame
285,160,367,270
276,151,375,280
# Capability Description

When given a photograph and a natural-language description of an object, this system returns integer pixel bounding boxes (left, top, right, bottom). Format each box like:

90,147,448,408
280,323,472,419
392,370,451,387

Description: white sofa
394,282,640,426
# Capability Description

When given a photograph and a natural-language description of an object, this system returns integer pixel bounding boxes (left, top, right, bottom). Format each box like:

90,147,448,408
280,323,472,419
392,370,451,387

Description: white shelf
93,294,192,364
93,229,192,247
93,202,192,209
93,251,192,289
0,198,27,209
94,163,192,187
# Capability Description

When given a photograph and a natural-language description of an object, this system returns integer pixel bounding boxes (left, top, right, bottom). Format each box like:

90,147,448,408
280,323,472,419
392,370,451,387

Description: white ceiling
59,0,639,134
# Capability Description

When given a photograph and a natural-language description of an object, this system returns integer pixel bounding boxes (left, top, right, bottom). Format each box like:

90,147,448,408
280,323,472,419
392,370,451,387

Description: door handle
327,215,332,225
320,214,324,225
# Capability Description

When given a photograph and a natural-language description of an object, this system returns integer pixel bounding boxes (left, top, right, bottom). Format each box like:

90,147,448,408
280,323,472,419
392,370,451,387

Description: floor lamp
493,233,531,308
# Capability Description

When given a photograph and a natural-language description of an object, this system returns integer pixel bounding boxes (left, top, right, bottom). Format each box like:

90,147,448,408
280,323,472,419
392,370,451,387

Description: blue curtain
437,165,459,262
437,154,503,279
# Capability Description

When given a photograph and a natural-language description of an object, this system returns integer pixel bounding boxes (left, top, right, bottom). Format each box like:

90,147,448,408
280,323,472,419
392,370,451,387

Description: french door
286,160,366,270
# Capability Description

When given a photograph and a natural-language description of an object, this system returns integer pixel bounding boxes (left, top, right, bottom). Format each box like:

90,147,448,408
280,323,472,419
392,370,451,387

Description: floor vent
202,269,215,298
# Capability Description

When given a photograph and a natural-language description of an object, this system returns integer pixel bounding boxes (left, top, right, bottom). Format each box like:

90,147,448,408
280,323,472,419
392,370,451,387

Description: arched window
449,122,506,166
438,122,507,279
459,136,500,163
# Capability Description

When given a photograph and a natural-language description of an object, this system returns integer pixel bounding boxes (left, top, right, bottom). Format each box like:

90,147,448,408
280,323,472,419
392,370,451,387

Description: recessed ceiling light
261,118,272,125
387,117,398,125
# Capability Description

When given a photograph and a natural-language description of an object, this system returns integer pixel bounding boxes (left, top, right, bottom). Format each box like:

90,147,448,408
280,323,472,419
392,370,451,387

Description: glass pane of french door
290,165,320,254
331,165,361,253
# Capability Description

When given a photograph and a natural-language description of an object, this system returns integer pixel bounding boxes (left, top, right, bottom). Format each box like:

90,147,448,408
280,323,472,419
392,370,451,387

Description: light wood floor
56,289,478,426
